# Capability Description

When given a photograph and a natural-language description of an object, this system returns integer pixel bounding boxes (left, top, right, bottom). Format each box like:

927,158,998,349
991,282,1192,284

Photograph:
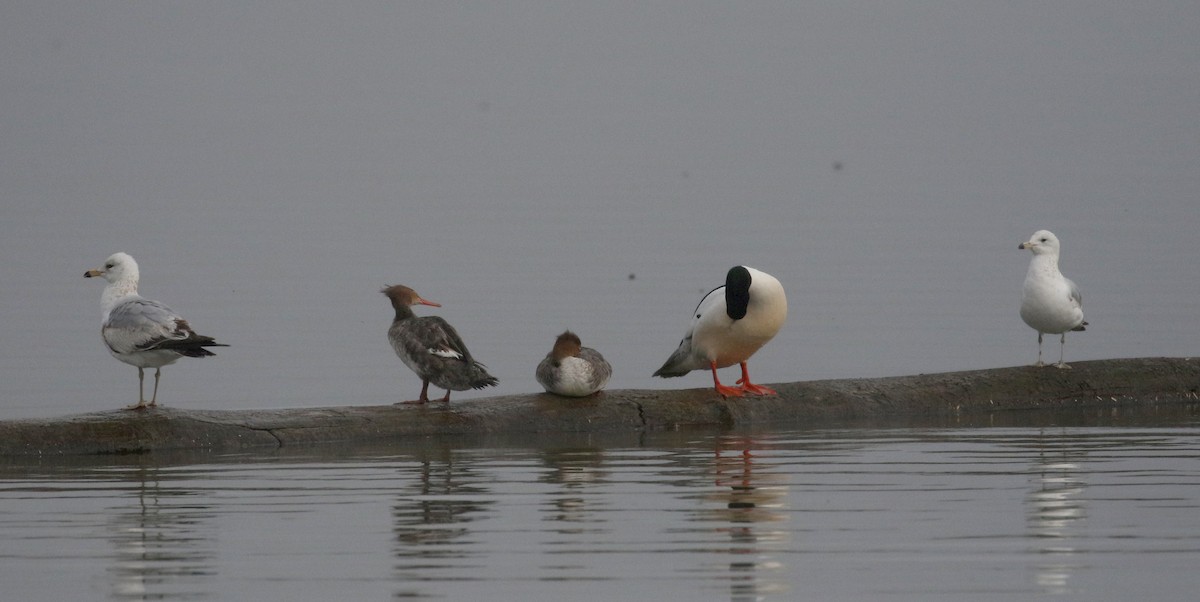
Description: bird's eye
1040,238,1048,243
105,263,114,269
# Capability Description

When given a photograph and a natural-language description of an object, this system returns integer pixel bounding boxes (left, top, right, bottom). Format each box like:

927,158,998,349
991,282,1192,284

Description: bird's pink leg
400,380,433,405
736,362,777,396
711,362,744,398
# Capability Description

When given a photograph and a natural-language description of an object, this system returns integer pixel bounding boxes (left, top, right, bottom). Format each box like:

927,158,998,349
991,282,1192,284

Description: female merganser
382,284,498,404
536,330,612,397
84,252,227,410
1019,230,1087,368
653,266,787,397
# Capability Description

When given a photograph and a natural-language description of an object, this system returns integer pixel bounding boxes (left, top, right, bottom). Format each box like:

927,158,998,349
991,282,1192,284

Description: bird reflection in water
539,446,607,529
701,436,789,602
1027,431,1088,595
391,449,493,591
108,464,216,600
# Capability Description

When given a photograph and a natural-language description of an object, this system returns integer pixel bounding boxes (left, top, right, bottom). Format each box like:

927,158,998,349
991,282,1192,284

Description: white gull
1019,230,1087,368
85,252,227,409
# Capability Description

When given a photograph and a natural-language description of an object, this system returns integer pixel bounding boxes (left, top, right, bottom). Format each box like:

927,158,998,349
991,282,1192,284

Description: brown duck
382,284,497,404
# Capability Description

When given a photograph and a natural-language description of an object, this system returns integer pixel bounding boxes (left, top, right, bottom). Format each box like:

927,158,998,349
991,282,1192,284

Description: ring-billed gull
381,284,498,404
653,266,787,397
1019,231,1087,368
536,331,612,397
85,252,227,409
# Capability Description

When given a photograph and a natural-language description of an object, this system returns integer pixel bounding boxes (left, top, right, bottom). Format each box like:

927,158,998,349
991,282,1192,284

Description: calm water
2,408,1198,601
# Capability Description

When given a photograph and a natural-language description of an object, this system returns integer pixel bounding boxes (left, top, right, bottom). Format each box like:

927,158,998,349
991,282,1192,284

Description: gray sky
2,2,1198,415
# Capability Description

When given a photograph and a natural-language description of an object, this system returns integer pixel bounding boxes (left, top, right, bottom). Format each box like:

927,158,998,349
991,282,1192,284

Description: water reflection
107,464,216,600
391,448,493,591
700,436,789,602
1026,430,1088,596
539,446,607,529
0,414,1197,601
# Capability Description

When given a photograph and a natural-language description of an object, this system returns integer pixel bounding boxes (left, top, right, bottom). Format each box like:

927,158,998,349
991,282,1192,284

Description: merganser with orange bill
653,266,787,397
536,330,612,397
382,284,498,404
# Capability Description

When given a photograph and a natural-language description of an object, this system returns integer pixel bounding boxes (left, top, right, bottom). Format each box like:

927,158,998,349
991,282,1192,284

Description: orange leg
735,362,777,396
710,362,744,398
400,380,433,405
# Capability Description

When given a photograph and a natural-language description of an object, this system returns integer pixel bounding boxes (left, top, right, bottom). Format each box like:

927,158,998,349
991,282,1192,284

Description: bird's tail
1072,320,1088,332
469,362,499,389
146,335,228,356
652,338,695,378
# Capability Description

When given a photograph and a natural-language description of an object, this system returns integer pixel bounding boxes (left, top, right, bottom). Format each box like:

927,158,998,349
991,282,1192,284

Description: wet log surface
2,357,1197,456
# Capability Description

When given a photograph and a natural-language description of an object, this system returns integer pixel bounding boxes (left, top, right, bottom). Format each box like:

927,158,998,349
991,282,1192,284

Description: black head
724,266,751,320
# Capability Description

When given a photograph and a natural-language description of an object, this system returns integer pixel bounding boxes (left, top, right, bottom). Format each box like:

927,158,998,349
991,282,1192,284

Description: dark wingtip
473,377,500,389
180,347,218,358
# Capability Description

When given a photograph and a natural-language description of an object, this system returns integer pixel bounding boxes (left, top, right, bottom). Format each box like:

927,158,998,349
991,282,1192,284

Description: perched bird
382,284,498,404
653,266,787,397
84,252,227,410
536,331,612,397
1019,230,1087,368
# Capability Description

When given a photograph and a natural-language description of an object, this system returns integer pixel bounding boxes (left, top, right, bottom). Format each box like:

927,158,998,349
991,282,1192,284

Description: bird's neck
1027,253,1062,278
100,280,138,316
392,304,416,323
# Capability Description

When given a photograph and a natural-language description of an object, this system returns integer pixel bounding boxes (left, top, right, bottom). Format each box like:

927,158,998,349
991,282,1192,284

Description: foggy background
2,2,1197,418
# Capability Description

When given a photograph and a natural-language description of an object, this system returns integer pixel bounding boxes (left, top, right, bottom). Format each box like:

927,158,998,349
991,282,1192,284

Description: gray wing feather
1065,277,1083,307
653,285,724,377
1065,277,1087,331
579,347,613,389
102,297,188,354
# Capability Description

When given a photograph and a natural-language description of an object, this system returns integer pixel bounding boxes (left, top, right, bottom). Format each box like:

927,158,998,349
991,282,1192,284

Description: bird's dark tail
149,335,228,357
653,337,694,378
469,362,499,389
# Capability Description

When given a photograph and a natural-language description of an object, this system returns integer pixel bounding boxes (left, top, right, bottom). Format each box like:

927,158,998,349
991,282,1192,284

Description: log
2,357,1196,456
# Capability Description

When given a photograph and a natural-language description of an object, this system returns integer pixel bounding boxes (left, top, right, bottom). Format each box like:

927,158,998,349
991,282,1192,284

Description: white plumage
85,252,226,409
536,331,612,397
1019,230,1087,368
653,266,787,397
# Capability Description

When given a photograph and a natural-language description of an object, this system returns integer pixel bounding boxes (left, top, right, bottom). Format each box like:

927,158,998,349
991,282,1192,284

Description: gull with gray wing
85,252,227,409
1018,230,1087,368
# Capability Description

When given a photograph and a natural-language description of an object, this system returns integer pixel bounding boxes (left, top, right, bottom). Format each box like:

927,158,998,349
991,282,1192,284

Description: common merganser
84,252,227,410
535,330,612,397
1019,230,1087,368
653,266,787,397
382,284,498,404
